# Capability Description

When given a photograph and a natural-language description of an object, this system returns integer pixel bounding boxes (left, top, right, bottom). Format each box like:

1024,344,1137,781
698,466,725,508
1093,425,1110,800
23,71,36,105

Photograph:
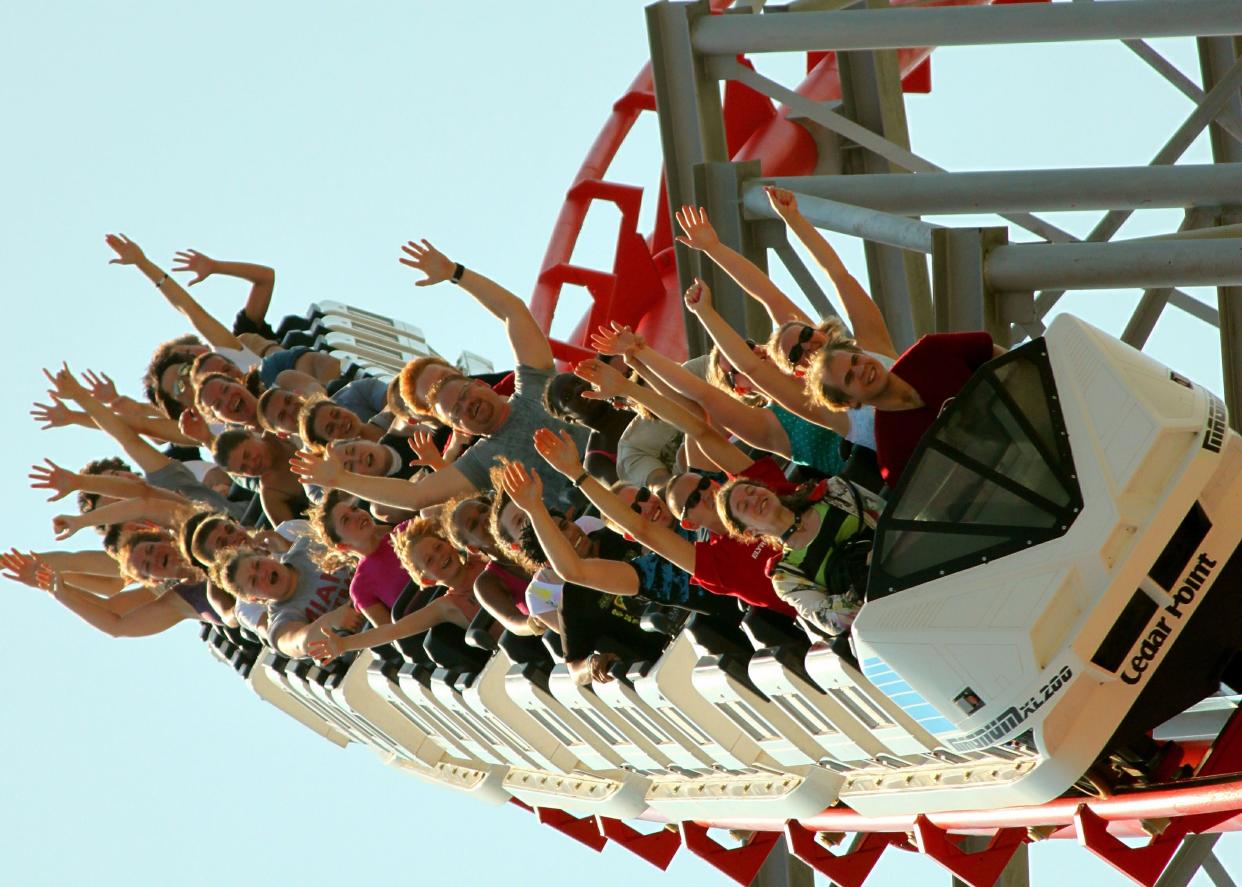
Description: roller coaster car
850,313,1242,816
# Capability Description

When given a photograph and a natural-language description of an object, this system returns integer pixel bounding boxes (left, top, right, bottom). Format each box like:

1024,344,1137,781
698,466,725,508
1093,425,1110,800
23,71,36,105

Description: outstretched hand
289,450,344,488
534,428,582,478
171,249,217,286
308,625,346,665
683,278,714,315
674,205,721,252
764,186,799,219
573,357,629,401
105,233,145,266
408,430,446,472
42,363,88,402
0,550,44,590
30,398,74,430
81,370,120,405
589,322,644,358
398,239,455,286
499,461,545,514
29,459,79,502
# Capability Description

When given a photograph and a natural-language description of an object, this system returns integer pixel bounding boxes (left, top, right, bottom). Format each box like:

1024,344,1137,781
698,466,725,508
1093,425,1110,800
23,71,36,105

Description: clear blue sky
0,2,1236,885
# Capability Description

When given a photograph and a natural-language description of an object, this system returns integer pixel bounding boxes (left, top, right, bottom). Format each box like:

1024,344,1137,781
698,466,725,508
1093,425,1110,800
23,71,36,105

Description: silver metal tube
986,239,1242,290
749,164,1242,215
742,188,938,252
693,0,1242,54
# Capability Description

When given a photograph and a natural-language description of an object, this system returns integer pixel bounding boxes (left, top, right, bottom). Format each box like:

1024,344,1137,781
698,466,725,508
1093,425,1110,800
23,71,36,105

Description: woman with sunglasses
675,194,898,375
593,320,873,484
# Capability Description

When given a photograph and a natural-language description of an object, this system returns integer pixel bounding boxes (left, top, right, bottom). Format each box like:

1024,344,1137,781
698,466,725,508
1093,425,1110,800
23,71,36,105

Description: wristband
572,470,589,487
155,274,168,288
450,263,465,285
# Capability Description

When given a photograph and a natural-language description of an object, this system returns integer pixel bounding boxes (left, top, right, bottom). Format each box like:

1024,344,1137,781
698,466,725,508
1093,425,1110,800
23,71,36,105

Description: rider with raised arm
290,238,588,513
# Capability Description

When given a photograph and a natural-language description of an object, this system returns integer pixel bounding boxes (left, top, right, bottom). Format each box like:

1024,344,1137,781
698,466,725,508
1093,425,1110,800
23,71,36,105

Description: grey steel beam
931,226,1013,344
986,238,1242,291
1125,39,1242,143
1203,851,1238,887
692,0,1242,54
647,0,728,357
751,836,814,887
1155,834,1223,887
743,190,938,252
746,163,1242,215
952,837,1030,887
835,19,932,348
1199,36,1242,432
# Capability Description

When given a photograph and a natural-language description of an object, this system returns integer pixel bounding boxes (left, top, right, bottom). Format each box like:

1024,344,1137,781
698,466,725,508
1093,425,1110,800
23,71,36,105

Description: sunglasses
786,325,816,367
678,475,714,521
629,487,654,515
723,339,758,390
170,362,194,399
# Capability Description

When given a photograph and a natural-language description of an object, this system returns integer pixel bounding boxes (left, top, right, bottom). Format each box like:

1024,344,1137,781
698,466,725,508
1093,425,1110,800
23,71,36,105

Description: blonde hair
392,517,453,586
305,490,368,574
705,345,769,407
764,316,849,375
804,337,865,412
208,545,267,601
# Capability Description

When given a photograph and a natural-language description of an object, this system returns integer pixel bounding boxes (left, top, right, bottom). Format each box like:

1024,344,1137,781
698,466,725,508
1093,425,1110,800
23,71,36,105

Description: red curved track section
528,0,985,364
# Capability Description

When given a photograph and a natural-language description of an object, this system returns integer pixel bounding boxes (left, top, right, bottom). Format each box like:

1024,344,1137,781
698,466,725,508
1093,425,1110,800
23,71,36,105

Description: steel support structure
644,1,1242,883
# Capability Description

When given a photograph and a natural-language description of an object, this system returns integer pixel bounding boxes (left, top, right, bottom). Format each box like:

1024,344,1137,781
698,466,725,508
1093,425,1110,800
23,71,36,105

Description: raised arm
307,597,467,665
399,239,553,370
685,281,850,435
573,358,752,477
53,495,195,541
172,249,276,331
766,188,897,358
272,603,364,660
677,204,813,327
593,324,790,462
534,429,696,573
44,572,189,638
105,234,244,351
289,450,476,511
47,365,172,475
500,461,637,596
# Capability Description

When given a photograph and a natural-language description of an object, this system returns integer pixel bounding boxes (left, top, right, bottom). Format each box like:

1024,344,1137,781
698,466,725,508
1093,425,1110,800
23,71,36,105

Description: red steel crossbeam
785,822,911,886
914,817,1029,887
597,816,682,870
680,821,782,885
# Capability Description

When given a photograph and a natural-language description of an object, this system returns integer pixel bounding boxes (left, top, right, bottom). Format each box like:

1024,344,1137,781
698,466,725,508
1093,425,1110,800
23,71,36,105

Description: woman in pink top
308,489,408,629
443,494,539,636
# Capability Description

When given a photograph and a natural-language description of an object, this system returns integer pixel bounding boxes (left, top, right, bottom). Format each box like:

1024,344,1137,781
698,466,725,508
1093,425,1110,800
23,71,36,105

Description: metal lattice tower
641,1,1242,884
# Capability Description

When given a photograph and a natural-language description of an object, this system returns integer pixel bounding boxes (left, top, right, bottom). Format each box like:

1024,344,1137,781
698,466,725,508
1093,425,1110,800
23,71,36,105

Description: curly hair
76,456,134,518
296,393,337,452
207,545,267,601
391,516,453,586
305,489,372,574
116,529,181,583
441,493,492,553
714,475,822,546
143,335,204,418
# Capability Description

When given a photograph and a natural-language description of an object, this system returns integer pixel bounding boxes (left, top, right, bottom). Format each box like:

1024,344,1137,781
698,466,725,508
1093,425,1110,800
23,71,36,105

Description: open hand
105,233,145,266
171,249,217,286
590,322,644,358
289,450,344,488
0,550,44,589
30,398,74,430
408,430,446,472
499,461,544,514
764,186,799,219
29,459,79,502
82,370,120,404
573,358,629,401
534,428,582,478
398,239,455,286
178,408,212,444
674,205,721,252
43,363,88,402
308,626,346,665
684,278,714,315
590,651,621,684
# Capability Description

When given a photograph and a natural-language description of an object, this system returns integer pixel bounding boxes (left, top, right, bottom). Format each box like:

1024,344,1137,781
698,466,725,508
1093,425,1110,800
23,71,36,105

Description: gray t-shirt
266,536,354,653
147,460,248,522
452,364,590,509
331,377,388,424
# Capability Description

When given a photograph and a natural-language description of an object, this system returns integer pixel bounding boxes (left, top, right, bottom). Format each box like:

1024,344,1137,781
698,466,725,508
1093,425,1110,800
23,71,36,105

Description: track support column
837,0,933,349
931,226,1021,344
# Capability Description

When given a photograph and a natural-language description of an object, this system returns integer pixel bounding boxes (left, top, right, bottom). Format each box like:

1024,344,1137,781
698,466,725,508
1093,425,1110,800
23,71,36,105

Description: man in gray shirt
290,240,588,513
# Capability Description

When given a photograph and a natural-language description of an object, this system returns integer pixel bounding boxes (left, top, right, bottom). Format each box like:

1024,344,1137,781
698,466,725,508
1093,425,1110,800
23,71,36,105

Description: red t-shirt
689,457,797,617
875,332,993,488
